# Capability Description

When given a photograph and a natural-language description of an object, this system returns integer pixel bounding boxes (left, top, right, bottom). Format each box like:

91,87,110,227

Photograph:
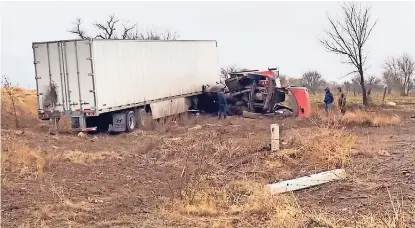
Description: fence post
382,86,387,104
271,124,280,152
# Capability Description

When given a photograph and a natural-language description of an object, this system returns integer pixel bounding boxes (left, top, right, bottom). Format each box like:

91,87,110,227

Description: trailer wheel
126,110,136,132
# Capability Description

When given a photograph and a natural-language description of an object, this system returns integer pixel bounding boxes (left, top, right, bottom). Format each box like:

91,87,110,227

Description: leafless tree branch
68,18,89,39
320,2,377,106
93,14,119,39
68,14,179,41
121,22,137,39
301,71,326,94
1,75,19,128
220,65,239,81
383,54,415,96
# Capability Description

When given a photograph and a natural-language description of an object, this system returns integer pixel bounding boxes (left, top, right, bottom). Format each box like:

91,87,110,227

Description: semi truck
32,39,220,132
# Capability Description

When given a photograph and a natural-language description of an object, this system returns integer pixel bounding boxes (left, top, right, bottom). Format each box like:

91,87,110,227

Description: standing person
324,87,334,112
217,88,228,119
337,87,347,114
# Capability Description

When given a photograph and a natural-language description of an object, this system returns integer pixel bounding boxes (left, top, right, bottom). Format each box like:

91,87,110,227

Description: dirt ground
1,91,415,227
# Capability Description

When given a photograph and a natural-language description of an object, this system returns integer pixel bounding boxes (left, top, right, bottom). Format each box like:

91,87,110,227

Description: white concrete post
270,124,280,151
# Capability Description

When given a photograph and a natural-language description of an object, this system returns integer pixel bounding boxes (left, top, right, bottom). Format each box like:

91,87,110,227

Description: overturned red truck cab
222,67,311,118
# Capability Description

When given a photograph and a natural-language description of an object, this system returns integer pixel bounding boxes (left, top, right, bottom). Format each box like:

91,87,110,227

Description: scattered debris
206,123,222,127
266,169,347,194
14,130,24,135
52,135,59,140
242,111,263,119
88,197,103,204
52,145,60,150
402,169,411,176
386,101,397,106
77,132,85,138
91,136,98,142
188,124,202,131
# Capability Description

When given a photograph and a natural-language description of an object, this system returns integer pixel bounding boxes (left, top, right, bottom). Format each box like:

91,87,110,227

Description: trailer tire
126,110,136,132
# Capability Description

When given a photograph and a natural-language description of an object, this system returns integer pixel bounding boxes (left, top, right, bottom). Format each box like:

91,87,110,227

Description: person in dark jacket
324,87,334,112
217,88,228,119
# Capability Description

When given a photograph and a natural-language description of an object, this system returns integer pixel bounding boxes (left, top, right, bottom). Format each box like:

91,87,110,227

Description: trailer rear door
33,40,96,114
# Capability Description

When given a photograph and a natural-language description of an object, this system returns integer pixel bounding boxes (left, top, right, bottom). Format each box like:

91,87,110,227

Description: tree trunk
359,71,368,106
382,87,387,104
400,87,407,96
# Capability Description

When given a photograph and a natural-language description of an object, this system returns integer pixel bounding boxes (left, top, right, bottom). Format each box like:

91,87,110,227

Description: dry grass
161,118,413,227
1,133,45,180
341,110,401,127
21,185,94,227
1,87,38,117
162,126,357,227
311,108,401,127
344,189,414,228
165,180,325,228
2,87,414,227
277,127,357,170
1,87,39,129
309,92,415,106
165,181,414,228
354,134,391,157
63,150,120,164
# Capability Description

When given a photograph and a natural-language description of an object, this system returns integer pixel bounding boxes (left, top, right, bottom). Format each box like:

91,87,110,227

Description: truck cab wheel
126,110,136,132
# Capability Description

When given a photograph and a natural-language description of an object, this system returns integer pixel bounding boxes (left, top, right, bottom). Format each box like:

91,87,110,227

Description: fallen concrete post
266,169,347,194
270,124,279,152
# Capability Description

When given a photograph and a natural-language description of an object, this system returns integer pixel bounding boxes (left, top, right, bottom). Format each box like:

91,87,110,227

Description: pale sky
1,1,415,89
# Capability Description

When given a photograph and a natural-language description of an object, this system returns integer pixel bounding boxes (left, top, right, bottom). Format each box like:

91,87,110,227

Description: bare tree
288,77,303,87
343,81,352,93
69,18,89,39
68,14,179,40
326,81,341,91
301,70,325,94
128,28,179,40
320,2,377,106
279,75,289,87
160,30,180,41
121,23,136,39
2,75,19,128
351,75,362,95
382,71,396,94
94,14,119,39
220,65,239,80
383,53,415,96
366,75,382,91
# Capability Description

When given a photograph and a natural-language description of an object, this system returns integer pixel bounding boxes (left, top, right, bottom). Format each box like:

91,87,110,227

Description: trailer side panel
92,40,219,113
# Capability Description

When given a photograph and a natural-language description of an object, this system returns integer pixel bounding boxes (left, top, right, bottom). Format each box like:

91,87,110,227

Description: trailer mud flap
150,97,191,119
110,112,126,132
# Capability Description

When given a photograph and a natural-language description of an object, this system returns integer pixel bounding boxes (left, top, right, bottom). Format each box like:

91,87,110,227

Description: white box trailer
32,39,220,132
